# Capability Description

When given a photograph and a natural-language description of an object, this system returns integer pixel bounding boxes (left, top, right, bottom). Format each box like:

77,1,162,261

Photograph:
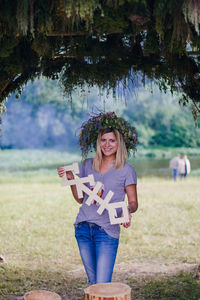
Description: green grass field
0,150,200,299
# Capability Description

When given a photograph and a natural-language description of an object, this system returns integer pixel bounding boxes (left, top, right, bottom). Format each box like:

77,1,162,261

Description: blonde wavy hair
92,128,128,171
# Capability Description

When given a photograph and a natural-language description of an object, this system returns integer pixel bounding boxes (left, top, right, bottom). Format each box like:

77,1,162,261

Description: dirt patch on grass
66,262,198,280
113,262,198,279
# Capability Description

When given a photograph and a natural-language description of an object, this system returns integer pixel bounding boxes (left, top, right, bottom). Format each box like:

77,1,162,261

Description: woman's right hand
57,166,74,180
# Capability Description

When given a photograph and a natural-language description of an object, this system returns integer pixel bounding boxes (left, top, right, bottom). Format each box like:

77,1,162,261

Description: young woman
58,112,138,285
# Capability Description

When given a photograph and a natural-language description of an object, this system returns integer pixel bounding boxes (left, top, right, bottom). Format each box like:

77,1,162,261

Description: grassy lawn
0,150,200,299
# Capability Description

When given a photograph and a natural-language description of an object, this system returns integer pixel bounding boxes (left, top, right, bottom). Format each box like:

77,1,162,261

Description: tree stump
23,290,61,300
84,282,131,300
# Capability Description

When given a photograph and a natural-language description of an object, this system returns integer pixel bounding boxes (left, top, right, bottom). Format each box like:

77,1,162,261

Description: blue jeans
75,222,119,285
173,169,179,180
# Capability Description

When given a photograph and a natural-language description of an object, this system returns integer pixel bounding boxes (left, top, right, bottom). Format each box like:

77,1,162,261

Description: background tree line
0,78,199,151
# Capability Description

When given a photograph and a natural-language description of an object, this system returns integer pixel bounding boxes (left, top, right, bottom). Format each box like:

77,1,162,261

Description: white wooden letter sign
61,162,129,225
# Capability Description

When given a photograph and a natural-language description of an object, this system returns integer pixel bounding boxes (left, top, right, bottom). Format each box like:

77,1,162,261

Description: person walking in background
57,112,138,285
178,154,191,178
169,154,180,181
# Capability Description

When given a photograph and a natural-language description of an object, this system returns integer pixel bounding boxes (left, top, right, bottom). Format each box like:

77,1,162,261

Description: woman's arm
122,184,138,228
57,166,83,204
126,184,138,213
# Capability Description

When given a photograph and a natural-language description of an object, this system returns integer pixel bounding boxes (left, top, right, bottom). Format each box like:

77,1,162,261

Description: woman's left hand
121,212,132,228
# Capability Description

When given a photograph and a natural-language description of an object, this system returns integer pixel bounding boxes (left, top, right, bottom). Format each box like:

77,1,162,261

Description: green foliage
182,0,200,34
16,0,29,35
0,37,19,58
143,29,160,54
32,34,53,57
94,9,128,34
122,88,200,148
0,0,200,120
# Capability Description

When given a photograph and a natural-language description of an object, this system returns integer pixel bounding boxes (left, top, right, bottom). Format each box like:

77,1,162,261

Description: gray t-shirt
74,158,137,238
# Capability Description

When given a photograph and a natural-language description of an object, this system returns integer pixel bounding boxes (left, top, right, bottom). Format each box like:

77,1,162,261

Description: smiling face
100,131,118,158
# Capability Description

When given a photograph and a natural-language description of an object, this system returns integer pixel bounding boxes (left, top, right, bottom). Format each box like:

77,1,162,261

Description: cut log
23,290,61,300
84,282,131,300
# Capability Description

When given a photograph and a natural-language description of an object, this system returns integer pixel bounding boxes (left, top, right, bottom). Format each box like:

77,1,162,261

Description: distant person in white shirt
178,155,191,178
169,154,180,181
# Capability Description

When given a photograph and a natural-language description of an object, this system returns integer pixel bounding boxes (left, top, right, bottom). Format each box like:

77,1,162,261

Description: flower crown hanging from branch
79,112,138,159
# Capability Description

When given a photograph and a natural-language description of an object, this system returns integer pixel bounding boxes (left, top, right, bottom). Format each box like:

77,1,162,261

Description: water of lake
1,149,199,178
129,156,200,178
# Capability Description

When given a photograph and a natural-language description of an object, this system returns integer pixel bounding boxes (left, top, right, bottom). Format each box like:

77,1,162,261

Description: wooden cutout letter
107,202,129,225
60,163,129,224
